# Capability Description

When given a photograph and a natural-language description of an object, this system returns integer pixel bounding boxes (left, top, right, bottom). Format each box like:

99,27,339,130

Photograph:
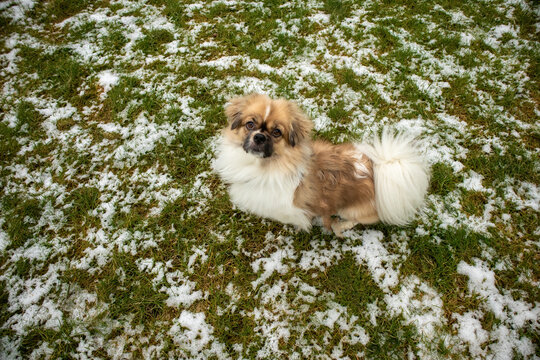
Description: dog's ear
224,96,245,130
225,94,261,130
287,102,313,147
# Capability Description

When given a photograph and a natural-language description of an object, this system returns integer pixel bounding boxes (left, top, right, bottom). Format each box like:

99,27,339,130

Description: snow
346,230,400,290
460,171,486,192
366,301,381,326
457,259,540,356
0,226,9,252
298,239,342,272
458,259,540,326
169,311,227,358
0,0,36,21
1,0,538,358
97,71,120,95
314,305,345,328
491,24,519,39
250,233,296,288
384,276,445,339
453,311,489,357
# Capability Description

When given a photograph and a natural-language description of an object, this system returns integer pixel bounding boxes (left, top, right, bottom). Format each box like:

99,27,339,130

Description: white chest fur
213,138,311,230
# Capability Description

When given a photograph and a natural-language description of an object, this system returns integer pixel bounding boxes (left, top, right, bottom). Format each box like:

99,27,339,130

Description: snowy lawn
0,0,539,359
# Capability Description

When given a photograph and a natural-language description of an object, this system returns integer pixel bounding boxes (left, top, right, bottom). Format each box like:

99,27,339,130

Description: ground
0,0,539,359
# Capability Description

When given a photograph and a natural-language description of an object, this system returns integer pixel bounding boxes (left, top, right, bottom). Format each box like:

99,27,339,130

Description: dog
213,93,430,237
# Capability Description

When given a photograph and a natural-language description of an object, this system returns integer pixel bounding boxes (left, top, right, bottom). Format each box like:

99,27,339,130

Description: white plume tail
357,129,430,226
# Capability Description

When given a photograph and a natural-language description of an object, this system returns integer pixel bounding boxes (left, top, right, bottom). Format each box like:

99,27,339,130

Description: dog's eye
271,129,282,138
246,121,255,130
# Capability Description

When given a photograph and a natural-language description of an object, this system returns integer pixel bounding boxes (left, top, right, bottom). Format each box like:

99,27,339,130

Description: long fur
214,136,312,230
214,94,430,235
356,129,430,225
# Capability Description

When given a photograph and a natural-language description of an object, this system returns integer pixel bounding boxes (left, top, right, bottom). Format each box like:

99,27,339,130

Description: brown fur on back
294,140,376,222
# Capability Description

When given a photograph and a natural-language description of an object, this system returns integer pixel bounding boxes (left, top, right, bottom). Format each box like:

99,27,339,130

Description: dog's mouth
246,149,268,158
243,136,273,158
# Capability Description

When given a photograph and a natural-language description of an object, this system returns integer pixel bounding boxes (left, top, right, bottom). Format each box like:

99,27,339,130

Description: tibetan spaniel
214,93,430,237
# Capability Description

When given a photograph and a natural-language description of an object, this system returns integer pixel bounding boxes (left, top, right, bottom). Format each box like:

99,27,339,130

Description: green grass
142,127,211,183
56,117,76,131
0,122,21,165
332,67,366,92
323,0,353,21
322,255,384,316
66,186,100,226
0,281,11,331
135,28,174,55
0,15,16,38
18,47,89,104
16,101,44,136
102,26,129,52
327,100,353,123
2,196,42,249
18,321,79,358
46,0,90,21
148,0,186,28
364,317,421,359
371,26,400,53
402,228,484,290
0,0,538,358
97,251,169,325
465,142,539,185
105,76,141,116
65,20,96,41
430,162,462,196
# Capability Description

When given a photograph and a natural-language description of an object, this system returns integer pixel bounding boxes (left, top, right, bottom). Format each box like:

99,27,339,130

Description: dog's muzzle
243,132,273,158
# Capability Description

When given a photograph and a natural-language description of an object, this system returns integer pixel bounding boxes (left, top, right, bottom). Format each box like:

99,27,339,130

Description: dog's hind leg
331,219,357,238
322,215,335,232
332,203,379,237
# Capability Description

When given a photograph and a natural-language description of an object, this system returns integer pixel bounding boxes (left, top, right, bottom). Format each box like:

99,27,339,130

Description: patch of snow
251,233,296,288
453,311,489,357
97,71,120,95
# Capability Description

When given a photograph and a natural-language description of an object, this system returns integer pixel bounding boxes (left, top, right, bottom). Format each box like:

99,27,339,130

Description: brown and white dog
213,93,430,236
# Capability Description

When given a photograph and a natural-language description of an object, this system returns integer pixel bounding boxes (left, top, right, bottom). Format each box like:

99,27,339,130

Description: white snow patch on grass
97,70,120,95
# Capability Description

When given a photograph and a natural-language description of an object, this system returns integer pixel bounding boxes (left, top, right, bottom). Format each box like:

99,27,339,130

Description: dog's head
223,93,313,158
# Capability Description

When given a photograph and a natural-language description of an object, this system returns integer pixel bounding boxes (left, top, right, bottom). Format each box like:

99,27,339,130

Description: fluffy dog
214,93,430,236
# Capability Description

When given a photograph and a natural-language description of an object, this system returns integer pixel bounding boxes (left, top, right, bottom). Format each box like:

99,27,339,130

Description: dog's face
223,94,312,158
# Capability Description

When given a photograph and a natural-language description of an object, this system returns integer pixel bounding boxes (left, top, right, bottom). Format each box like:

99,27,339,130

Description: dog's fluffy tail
357,129,430,226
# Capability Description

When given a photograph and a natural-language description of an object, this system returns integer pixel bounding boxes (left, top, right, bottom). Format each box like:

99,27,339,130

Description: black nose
253,133,266,144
